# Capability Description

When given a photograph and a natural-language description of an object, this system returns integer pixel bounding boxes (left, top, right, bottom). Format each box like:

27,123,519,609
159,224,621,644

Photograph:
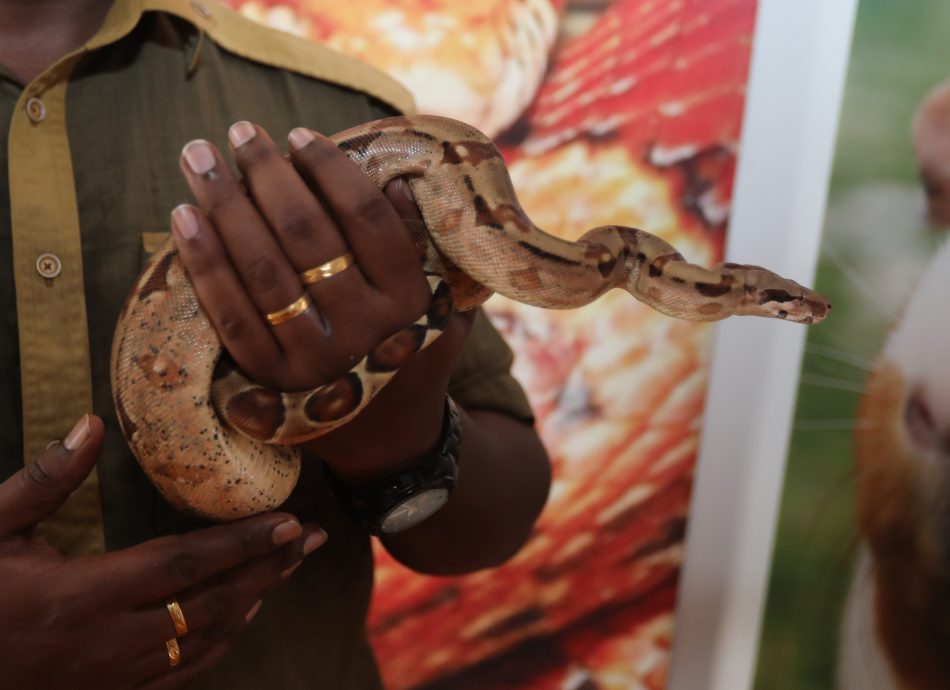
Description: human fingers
0,414,104,536
129,526,322,687
100,512,305,606
131,526,326,645
170,202,284,387
133,637,231,690
224,123,379,383
175,139,327,390
287,127,430,329
383,177,425,230
227,122,358,293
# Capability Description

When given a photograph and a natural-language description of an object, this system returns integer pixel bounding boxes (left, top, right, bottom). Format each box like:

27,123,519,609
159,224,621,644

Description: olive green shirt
0,1,532,687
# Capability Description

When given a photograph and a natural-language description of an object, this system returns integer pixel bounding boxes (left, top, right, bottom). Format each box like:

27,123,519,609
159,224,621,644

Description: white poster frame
668,1,859,688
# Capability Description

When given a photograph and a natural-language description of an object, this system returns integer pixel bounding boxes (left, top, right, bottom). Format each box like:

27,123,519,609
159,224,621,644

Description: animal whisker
794,419,873,431
805,343,876,373
799,373,868,395
823,242,900,320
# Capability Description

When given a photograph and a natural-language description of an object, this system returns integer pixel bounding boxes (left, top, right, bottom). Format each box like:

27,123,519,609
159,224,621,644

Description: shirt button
25,96,46,123
36,253,62,280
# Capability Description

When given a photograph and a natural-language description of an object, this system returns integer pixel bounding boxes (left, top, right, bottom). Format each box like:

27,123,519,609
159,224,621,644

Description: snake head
734,267,831,324
751,282,832,324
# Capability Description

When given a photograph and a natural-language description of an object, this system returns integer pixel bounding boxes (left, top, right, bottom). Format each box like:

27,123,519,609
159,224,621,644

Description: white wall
668,1,859,688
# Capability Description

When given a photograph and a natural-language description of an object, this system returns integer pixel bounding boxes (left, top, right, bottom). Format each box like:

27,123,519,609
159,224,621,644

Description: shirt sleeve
448,309,535,424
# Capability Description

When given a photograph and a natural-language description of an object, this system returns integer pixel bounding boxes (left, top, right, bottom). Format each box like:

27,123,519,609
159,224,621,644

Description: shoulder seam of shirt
141,0,416,114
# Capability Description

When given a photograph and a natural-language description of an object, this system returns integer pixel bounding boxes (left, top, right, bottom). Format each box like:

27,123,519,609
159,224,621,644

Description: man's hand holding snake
171,121,471,486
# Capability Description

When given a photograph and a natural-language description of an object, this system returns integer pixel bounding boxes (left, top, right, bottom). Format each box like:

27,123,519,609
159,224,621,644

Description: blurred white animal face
885,239,950,461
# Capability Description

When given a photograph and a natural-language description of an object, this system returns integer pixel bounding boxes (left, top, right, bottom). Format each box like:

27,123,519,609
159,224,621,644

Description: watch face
380,488,451,534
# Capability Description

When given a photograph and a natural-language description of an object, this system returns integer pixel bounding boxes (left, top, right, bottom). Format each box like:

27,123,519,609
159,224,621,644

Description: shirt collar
0,0,209,88
88,0,210,73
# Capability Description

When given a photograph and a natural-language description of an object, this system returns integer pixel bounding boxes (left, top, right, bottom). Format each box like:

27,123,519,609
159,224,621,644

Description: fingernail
182,139,216,175
63,414,90,451
303,529,328,556
228,121,256,149
245,600,263,623
272,520,302,546
288,127,315,151
171,204,200,240
281,561,302,580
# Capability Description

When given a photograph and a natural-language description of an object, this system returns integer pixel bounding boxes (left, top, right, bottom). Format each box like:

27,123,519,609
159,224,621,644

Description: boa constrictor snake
111,114,831,521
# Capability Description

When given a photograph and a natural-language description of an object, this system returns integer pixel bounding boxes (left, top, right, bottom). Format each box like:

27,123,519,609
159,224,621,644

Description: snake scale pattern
111,115,831,520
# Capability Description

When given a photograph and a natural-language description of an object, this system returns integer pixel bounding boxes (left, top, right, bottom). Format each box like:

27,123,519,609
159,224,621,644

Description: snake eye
777,310,788,319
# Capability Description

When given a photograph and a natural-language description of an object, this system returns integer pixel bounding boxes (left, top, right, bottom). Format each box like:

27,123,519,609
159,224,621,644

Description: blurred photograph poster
229,0,761,687
754,2,950,690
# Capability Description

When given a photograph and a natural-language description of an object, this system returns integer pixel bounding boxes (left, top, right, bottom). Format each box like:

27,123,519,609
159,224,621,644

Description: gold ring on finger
165,596,189,637
299,251,355,286
166,638,182,667
265,294,312,326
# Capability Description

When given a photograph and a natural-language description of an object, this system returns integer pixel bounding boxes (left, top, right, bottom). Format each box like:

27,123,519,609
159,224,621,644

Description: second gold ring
265,294,312,326
299,251,355,286
166,638,182,667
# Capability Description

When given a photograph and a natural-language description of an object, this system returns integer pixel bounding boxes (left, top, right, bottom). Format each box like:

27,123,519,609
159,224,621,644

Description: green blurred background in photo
753,1,950,688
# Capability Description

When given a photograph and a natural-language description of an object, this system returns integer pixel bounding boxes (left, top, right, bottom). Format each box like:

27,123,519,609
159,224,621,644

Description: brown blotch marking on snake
337,130,384,156
480,200,535,235
434,208,467,236
474,194,503,230
648,253,684,278
304,373,363,422
699,302,724,316
367,325,427,372
440,139,500,167
757,288,800,305
426,280,454,328
508,266,544,292
517,241,582,266
136,352,189,390
695,275,736,298
225,388,285,440
583,243,618,278
354,154,389,175
153,453,215,488
138,250,177,301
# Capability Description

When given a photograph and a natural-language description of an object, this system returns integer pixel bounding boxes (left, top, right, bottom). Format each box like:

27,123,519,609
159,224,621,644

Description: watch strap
330,396,461,535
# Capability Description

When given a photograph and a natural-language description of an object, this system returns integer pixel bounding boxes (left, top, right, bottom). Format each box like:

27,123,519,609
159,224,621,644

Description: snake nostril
906,387,939,450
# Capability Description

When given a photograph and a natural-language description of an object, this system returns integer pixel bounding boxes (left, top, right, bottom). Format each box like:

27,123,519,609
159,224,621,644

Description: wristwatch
333,397,461,535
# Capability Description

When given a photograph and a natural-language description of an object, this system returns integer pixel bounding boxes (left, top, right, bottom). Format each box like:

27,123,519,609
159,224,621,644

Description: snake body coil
111,115,830,520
